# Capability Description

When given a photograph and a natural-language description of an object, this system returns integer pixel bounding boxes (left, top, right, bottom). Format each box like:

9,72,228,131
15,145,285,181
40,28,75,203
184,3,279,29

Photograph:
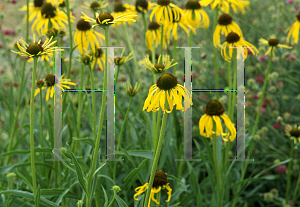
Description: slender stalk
65,0,73,78
89,64,97,140
292,168,300,203
227,61,232,120
160,25,164,61
30,58,38,205
285,141,295,203
230,49,237,120
142,13,147,35
173,40,177,74
144,112,168,207
86,27,109,207
107,194,115,207
115,65,120,88
152,41,157,150
213,8,219,98
156,191,161,207
188,32,193,47
113,97,133,181
155,110,162,150
40,90,43,147
231,48,274,207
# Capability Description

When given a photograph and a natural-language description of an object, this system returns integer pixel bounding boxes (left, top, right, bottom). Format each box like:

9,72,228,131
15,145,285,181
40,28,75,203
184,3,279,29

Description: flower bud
253,134,260,141
112,185,121,193
272,110,279,117
270,188,278,197
274,159,280,165
7,172,16,179
264,192,274,202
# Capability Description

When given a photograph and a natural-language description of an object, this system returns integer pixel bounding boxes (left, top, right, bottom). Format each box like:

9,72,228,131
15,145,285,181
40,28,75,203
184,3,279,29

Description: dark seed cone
90,1,100,9
77,19,91,31
204,100,225,116
156,73,178,90
135,0,148,12
218,14,232,26
148,169,168,188
157,0,170,6
268,38,279,47
34,0,44,7
95,48,104,58
114,2,126,12
154,63,165,72
290,128,300,137
114,57,123,65
148,52,160,61
97,12,114,24
226,32,240,43
185,0,201,10
148,21,160,30
41,3,56,18
36,80,45,88
45,74,55,87
26,43,43,55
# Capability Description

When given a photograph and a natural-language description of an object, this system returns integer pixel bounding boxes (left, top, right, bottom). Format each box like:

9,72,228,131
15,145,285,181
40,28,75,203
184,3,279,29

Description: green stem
227,61,232,120
230,49,237,120
65,0,73,78
173,39,177,75
151,41,157,150
26,0,29,42
252,48,273,137
144,112,168,207
231,48,274,207
155,110,162,151
89,64,97,140
40,90,43,147
160,25,164,61
285,141,295,203
115,65,120,88
30,58,38,206
188,31,193,47
86,26,109,207
213,8,219,98
113,97,133,181
142,13,147,35
292,166,300,203
156,191,161,207
107,194,115,207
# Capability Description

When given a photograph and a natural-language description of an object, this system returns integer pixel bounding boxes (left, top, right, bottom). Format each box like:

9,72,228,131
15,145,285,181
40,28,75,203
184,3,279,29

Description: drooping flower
135,0,155,13
141,54,178,74
134,169,172,207
145,21,167,51
124,82,140,97
82,0,108,12
111,2,138,26
184,0,209,29
285,124,300,144
114,47,133,66
200,0,250,14
259,38,292,56
92,48,105,70
199,100,236,141
143,73,192,113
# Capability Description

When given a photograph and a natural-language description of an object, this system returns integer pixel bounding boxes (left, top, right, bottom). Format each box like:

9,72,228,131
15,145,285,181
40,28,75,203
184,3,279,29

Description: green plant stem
173,39,177,74
212,121,222,207
188,32,193,47
285,141,295,203
213,8,219,99
156,191,161,207
40,90,43,147
160,25,164,61
144,112,168,207
65,0,73,78
86,26,109,207
230,49,237,120
107,194,115,207
155,110,162,151
151,41,157,150
89,64,97,140
292,167,300,203
30,58,38,206
115,65,120,88
227,61,232,120
142,13,147,35
231,48,274,207
113,97,133,181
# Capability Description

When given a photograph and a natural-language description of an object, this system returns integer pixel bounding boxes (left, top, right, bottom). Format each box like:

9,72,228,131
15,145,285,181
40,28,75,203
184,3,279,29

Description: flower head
213,13,243,47
285,11,300,44
143,73,192,113
200,0,250,14
134,169,172,207
285,124,300,144
92,47,105,70
124,82,140,97
141,54,177,74
82,0,108,12
145,21,167,51
221,32,258,62
81,11,137,29
114,47,133,66
150,0,184,25
74,19,105,54
184,0,209,29
111,2,138,26
135,0,155,13
199,100,236,141
11,34,61,60
259,37,292,56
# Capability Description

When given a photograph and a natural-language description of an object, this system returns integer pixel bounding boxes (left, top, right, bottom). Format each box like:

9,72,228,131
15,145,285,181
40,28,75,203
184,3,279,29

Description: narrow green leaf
35,184,41,207
15,169,33,191
101,185,108,207
52,148,75,173
73,137,95,148
115,150,153,160
190,168,199,195
93,162,106,178
114,192,128,207
55,182,79,205
0,148,53,158
0,162,55,174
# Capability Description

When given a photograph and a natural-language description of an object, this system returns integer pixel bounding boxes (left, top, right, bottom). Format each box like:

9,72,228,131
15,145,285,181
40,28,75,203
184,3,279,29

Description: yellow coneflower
184,0,209,29
92,47,105,70
114,47,133,66
285,124,300,144
31,0,74,36
221,32,258,62
199,100,236,141
134,169,172,207
200,0,250,14
165,11,196,41
141,54,177,74
79,51,93,66
81,11,137,29
143,73,192,113
19,0,44,23
11,34,60,60
286,11,300,44
82,0,108,12
259,38,293,56
34,74,76,101
213,13,243,47
124,81,140,97
150,0,183,25
55,0,75,9
111,2,139,26
135,0,155,13
146,21,167,51
73,19,105,54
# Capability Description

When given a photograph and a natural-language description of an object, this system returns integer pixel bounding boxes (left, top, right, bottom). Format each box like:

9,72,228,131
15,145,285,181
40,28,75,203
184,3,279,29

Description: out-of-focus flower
273,123,281,129
255,76,264,84
259,37,292,56
145,21,167,51
135,0,155,13
111,2,138,26
275,165,287,173
91,48,105,70
150,0,183,25
200,0,250,14
141,54,177,74
114,47,133,66
184,0,209,28
285,124,300,144
82,0,108,12
124,81,140,97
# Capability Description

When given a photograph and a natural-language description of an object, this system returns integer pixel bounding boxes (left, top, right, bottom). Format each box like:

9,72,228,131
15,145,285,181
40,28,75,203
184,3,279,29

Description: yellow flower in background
81,11,137,28
114,47,133,66
259,38,292,56
134,170,172,207
135,0,155,13
82,0,108,12
199,100,236,142
184,0,210,29
55,0,75,9
165,11,196,41
200,0,250,14
141,54,178,74
124,82,140,97
143,73,192,113
146,21,167,51
213,13,243,47
285,124,300,144
286,11,300,44
150,0,184,25
221,32,258,62
34,74,76,101
92,48,105,70
19,0,44,23
31,0,74,36
111,2,139,26
73,19,105,54
11,34,61,60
